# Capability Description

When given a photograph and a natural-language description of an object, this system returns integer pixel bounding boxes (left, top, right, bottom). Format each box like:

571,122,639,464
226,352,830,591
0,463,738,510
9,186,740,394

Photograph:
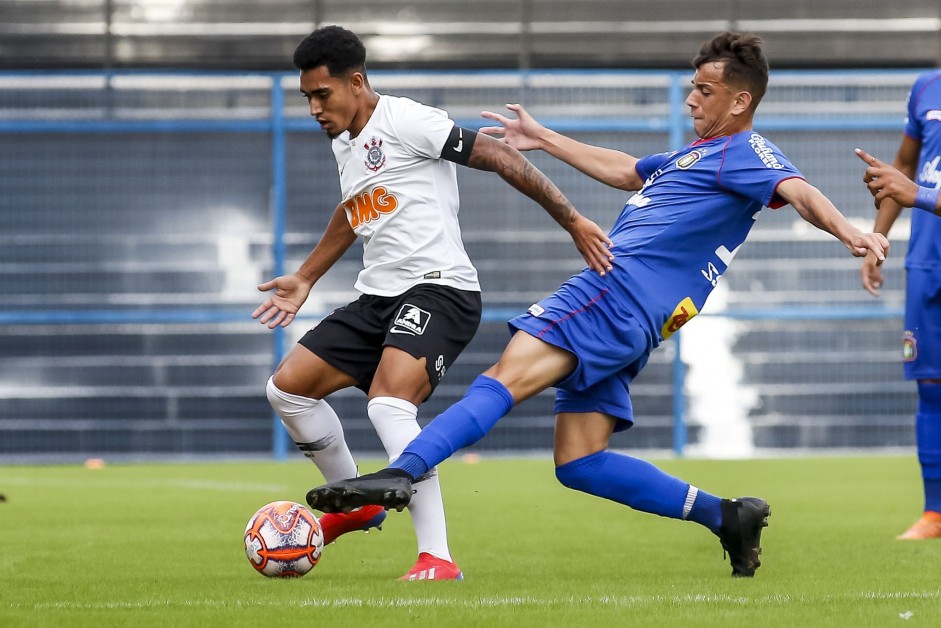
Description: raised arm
464,130,614,275
480,103,645,191
252,202,357,329
774,177,889,262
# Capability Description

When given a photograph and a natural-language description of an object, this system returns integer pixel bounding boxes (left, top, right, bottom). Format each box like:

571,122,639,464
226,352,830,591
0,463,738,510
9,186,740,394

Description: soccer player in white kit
252,25,613,580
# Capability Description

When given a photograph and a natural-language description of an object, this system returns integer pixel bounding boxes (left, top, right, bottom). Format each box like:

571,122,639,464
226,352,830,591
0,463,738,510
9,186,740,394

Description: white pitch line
14,590,941,612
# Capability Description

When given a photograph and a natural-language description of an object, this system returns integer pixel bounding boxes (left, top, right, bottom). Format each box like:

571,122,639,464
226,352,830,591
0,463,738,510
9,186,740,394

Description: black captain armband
440,126,477,165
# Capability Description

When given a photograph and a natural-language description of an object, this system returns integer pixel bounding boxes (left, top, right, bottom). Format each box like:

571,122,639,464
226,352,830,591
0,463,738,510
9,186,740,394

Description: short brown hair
693,32,769,109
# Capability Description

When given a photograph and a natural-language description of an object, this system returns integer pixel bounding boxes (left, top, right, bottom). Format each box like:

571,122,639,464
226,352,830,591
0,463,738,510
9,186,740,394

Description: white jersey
331,94,480,296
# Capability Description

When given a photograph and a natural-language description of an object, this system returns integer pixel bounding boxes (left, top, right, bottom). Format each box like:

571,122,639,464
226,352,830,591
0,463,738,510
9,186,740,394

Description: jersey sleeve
635,152,673,181
904,72,935,140
389,98,456,159
716,134,804,208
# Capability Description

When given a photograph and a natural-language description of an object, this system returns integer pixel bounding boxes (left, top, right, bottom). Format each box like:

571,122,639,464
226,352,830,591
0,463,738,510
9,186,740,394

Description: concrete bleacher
0,217,910,459
723,236,915,451
0,223,680,459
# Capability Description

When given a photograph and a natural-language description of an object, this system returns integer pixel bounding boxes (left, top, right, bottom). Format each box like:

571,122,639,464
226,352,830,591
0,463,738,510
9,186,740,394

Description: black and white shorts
298,283,482,397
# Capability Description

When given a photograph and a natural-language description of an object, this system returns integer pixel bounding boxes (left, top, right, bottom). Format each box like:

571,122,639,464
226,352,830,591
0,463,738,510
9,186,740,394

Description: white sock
368,396,453,562
266,376,357,482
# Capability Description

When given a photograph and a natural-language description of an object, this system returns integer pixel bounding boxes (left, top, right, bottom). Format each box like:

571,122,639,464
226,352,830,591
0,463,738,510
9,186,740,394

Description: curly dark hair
293,25,367,77
692,32,769,107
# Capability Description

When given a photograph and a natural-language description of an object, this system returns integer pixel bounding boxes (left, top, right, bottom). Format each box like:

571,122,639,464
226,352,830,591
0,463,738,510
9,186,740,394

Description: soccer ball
244,500,324,577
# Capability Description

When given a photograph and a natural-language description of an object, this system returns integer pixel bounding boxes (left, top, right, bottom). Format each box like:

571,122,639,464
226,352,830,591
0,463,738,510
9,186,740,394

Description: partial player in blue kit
307,32,890,577
857,69,941,540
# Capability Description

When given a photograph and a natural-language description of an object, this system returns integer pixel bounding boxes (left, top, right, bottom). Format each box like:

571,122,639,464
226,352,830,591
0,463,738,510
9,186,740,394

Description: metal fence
0,69,920,462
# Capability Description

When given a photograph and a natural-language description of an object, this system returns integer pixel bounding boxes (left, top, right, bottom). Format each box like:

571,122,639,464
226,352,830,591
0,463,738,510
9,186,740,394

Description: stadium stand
1,0,939,70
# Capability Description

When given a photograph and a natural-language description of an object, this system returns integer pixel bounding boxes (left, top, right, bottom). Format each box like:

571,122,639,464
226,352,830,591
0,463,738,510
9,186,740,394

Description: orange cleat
399,552,464,581
896,511,941,540
319,504,386,545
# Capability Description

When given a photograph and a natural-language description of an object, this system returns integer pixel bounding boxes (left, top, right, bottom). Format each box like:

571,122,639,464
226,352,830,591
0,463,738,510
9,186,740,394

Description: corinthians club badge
364,137,386,172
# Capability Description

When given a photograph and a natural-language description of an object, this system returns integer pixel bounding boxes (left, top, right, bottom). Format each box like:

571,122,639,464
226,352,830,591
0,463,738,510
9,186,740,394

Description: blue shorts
508,271,653,431
904,268,941,380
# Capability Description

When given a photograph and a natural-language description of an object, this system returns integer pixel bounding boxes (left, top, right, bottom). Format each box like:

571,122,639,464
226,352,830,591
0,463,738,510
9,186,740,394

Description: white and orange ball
244,501,324,577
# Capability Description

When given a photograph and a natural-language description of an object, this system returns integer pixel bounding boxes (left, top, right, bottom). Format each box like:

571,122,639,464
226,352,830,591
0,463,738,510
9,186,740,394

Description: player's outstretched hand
855,147,920,210
847,231,889,267
480,104,547,152
252,274,313,329
860,250,886,298
567,214,615,276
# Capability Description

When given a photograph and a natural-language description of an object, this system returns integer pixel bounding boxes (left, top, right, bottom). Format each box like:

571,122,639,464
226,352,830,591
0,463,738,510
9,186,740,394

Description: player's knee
554,451,605,493
918,381,941,411
921,458,941,480
266,376,318,419
366,396,420,460
555,463,584,491
915,414,941,480
916,384,941,477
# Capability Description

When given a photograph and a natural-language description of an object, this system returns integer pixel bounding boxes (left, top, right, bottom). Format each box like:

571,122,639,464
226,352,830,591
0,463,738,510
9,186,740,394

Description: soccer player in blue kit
306,32,891,576
856,69,941,540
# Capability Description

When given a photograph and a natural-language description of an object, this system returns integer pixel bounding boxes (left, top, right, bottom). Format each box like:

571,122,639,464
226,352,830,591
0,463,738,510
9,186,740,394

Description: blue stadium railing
0,69,911,459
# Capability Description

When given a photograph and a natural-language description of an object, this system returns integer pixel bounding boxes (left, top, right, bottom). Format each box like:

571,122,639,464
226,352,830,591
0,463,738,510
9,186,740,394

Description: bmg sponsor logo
344,185,399,228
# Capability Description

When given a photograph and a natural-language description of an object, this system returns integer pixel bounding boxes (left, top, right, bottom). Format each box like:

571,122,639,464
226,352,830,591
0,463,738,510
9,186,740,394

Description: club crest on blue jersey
903,330,918,362
364,137,386,172
676,150,703,170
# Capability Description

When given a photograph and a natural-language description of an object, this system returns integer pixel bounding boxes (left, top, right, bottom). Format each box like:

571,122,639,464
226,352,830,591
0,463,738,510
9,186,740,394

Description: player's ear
349,71,366,94
732,90,753,116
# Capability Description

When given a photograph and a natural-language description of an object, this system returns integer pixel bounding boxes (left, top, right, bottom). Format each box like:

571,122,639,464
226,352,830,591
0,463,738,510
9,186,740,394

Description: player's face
686,62,746,138
299,66,363,139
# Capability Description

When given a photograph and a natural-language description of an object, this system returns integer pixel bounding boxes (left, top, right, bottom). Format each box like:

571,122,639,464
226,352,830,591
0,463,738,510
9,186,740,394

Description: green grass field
1,455,939,627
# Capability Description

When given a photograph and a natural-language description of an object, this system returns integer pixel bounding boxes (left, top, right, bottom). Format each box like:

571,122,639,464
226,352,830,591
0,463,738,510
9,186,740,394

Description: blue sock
925,479,941,514
917,382,941,513
554,450,723,532
391,375,514,479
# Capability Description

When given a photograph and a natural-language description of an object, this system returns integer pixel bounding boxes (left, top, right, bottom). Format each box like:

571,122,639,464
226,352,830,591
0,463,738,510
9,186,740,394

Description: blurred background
2,0,940,70
1,0,937,462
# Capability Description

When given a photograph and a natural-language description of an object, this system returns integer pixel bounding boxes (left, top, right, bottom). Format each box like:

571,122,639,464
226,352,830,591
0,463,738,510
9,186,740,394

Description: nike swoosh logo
389,328,416,335
454,128,463,152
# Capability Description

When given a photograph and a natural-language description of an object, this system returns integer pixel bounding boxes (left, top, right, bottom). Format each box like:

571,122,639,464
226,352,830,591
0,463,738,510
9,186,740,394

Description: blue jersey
610,131,802,342
509,130,803,424
904,70,941,269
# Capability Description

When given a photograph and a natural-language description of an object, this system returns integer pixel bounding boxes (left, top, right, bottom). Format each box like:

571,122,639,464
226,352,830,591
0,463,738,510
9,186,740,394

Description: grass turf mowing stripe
15,590,941,611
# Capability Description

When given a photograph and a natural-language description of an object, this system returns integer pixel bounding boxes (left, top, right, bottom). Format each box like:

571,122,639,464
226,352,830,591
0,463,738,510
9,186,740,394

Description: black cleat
306,470,414,514
717,496,770,577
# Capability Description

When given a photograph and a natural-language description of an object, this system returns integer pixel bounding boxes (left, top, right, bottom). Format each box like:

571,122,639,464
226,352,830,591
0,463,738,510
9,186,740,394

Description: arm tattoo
468,138,578,227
